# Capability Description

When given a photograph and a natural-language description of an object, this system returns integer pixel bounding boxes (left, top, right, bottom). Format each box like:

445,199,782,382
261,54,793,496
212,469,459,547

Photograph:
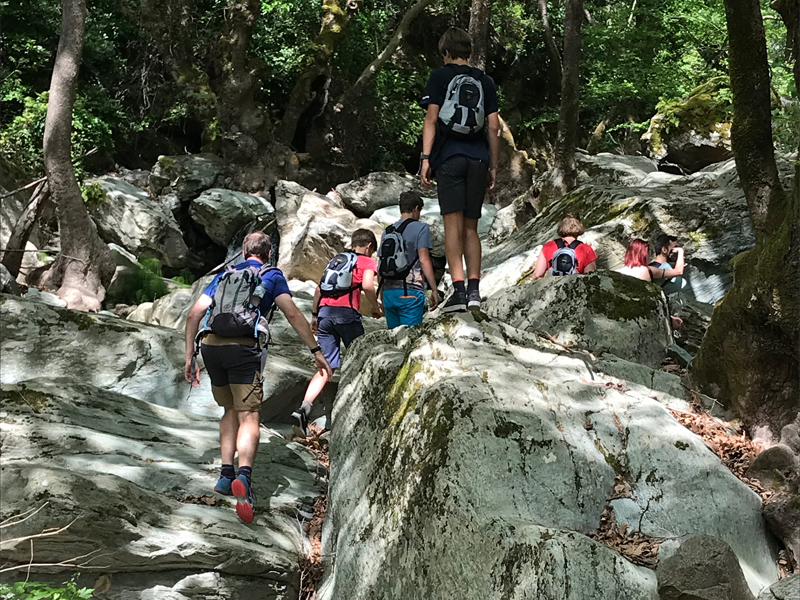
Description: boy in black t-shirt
419,27,500,312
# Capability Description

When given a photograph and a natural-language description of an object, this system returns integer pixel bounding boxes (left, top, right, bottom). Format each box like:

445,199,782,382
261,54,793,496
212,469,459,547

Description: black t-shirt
420,64,499,171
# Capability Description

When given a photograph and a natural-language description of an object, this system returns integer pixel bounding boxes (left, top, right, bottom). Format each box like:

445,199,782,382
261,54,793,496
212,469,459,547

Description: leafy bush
0,575,93,600
108,258,170,305
80,182,107,209
172,268,196,287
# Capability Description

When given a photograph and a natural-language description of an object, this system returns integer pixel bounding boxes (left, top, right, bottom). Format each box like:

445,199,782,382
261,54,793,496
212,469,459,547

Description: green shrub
172,268,196,287
108,258,170,305
80,182,107,209
0,575,93,600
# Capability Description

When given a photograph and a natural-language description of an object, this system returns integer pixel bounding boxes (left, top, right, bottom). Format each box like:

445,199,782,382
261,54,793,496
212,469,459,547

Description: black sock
467,279,480,295
221,464,235,479
453,280,466,294
238,466,252,486
300,401,313,417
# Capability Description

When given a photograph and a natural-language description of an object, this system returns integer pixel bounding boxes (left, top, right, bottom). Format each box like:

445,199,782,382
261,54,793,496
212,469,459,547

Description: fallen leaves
667,407,771,501
589,505,660,568
171,495,217,506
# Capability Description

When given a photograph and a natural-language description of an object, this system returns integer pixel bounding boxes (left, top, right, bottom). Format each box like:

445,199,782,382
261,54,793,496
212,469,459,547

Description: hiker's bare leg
443,211,466,282
463,217,481,280
219,407,239,465
303,369,334,405
236,410,261,468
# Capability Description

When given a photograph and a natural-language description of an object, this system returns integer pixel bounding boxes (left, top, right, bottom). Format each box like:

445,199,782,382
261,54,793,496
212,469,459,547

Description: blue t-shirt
379,219,432,292
203,259,291,313
420,64,499,172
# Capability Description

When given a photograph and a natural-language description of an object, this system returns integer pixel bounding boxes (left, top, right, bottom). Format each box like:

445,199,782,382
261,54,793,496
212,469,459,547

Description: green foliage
109,258,170,305
655,76,733,134
172,268,196,286
0,575,93,600
81,182,107,209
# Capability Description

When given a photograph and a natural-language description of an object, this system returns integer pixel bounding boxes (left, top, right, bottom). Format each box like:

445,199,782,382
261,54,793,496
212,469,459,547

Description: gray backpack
548,239,582,276
438,67,486,140
201,263,276,341
319,251,360,299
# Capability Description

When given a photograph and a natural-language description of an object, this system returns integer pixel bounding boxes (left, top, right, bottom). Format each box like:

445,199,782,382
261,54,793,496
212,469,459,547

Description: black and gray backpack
548,239,583,276
438,67,486,140
319,251,360,301
378,219,417,294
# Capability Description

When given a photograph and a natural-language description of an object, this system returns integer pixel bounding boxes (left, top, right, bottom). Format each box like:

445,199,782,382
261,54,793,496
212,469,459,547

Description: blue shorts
317,306,365,369
382,288,426,329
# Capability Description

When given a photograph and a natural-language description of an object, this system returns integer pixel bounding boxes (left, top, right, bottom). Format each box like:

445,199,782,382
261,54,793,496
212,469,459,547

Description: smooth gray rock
488,195,537,243
657,535,756,600
0,378,317,599
319,313,778,600
0,263,20,295
88,176,190,268
485,271,672,368
757,575,800,600
576,152,658,186
189,188,274,246
23,287,67,307
335,171,425,218
149,154,224,200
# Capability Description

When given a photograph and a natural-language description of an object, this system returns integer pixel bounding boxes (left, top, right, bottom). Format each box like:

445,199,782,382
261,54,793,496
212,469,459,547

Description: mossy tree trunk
539,0,582,204
38,0,115,312
694,0,800,438
468,0,491,71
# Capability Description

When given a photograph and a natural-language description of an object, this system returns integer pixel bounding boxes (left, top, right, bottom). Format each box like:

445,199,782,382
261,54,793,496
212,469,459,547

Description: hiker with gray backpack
529,214,598,279
184,231,332,524
419,26,500,312
378,191,440,328
291,229,382,438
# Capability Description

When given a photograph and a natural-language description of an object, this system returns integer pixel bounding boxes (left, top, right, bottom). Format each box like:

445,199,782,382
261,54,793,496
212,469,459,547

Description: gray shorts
436,155,488,220
317,306,365,369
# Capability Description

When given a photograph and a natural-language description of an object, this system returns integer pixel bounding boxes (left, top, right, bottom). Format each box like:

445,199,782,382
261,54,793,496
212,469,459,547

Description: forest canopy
1,0,796,181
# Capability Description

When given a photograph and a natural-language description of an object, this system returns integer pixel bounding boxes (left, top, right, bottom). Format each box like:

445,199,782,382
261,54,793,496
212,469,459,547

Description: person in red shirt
292,229,383,436
531,215,598,279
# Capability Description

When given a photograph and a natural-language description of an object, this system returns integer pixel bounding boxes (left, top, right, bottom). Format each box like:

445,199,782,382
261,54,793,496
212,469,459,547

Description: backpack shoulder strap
568,240,582,250
555,238,566,249
396,218,415,234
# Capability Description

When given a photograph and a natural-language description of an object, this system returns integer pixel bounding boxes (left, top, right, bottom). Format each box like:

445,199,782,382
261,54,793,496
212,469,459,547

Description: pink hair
624,239,650,267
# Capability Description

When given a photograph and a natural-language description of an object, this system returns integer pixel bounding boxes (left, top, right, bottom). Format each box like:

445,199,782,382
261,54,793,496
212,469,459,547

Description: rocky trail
1,153,798,599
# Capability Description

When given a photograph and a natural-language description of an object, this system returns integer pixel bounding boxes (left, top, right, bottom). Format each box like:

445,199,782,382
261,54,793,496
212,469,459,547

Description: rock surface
485,271,672,368
89,176,190,268
482,154,767,305
335,172,426,218
319,313,778,600
657,535,756,600
189,188,275,246
0,378,319,600
149,154,224,200
757,575,800,600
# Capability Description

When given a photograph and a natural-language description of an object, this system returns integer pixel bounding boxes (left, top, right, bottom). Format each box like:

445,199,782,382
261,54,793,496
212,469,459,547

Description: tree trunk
276,0,359,147
37,0,114,312
537,0,563,96
1,181,49,278
468,0,491,70
694,0,800,439
540,0,582,203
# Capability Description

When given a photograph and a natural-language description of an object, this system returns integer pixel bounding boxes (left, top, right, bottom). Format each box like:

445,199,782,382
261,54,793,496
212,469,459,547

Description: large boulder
88,177,191,268
127,273,216,331
0,378,319,599
576,152,659,186
189,188,275,246
334,172,425,218
0,294,216,415
319,313,778,600
481,153,773,306
758,575,800,600
657,535,756,600
274,180,368,282
148,154,224,200
485,271,672,368
641,77,733,173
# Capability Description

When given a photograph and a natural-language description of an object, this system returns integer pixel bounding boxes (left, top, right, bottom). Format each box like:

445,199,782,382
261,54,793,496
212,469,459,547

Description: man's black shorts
436,155,489,220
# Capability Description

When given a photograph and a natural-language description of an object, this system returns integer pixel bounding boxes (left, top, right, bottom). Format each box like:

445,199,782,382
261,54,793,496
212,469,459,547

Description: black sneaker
441,291,467,313
291,408,309,438
467,290,482,310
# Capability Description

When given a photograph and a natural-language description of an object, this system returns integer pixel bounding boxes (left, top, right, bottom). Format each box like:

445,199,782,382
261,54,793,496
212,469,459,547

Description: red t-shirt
541,239,598,273
320,254,377,310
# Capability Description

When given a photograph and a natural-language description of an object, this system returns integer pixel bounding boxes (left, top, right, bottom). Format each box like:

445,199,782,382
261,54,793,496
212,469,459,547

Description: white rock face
89,176,190,268
127,273,215,331
319,313,778,600
485,271,672,368
576,152,658,186
189,188,275,246
1,295,216,415
335,172,425,217
483,156,764,304
0,378,319,600
274,180,363,282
